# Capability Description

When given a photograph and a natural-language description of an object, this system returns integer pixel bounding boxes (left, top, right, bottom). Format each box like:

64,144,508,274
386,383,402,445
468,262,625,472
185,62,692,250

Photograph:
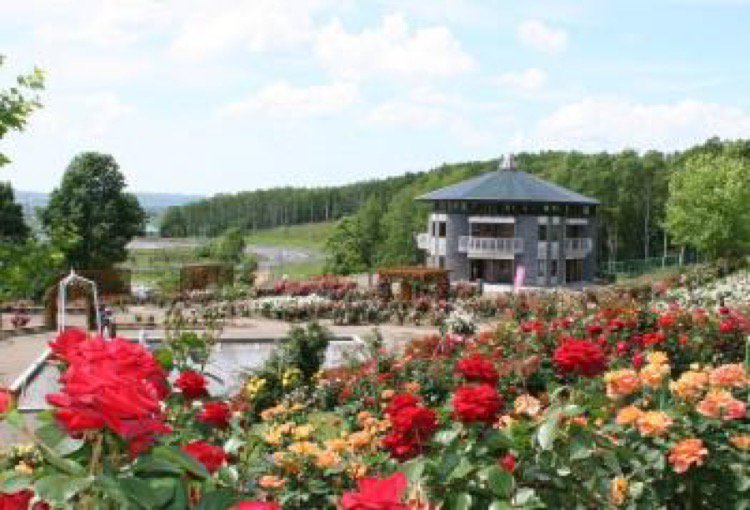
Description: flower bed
2,298,749,508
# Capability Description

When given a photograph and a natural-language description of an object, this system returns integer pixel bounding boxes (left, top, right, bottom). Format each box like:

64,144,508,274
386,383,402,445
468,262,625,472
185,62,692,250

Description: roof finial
499,153,516,172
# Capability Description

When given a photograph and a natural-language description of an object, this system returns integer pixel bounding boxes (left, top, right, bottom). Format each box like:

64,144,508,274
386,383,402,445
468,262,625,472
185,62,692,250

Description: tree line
160,138,750,274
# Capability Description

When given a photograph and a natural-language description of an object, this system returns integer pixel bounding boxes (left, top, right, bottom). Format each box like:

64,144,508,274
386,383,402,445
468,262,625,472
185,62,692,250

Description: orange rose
259,475,286,489
604,369,640,399
348,431,373,450
709,363,748,389
314,450,340,469
636,411,673,437
325,438,348,453
616,405,643,426
669,370,708,401
696,389,747,421
513,394,541,417
609,477,628,506
729,435,750,450
668,438,708,473
640,363,670,389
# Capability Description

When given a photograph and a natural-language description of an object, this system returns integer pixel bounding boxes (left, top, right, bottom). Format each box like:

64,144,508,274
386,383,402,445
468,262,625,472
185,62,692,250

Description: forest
160,138,750,267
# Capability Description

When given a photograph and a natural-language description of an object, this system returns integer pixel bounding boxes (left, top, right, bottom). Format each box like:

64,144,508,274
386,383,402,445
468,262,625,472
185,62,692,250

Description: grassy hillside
245,222,335,250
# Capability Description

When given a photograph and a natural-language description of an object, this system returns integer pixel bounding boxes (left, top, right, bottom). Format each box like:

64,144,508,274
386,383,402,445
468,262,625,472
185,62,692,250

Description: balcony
416,234,446,256
538,238,592,259
565,238,592,258
458,236,523,259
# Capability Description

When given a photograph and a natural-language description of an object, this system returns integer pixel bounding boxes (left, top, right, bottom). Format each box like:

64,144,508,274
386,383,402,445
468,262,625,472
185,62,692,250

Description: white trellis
57,269,101,334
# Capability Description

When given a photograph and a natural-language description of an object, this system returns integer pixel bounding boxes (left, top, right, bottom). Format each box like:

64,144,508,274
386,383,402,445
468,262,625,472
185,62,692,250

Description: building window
550,260,558,277
438,256,445,269
538,225,547,241
537,259,546,276
438,222,447,238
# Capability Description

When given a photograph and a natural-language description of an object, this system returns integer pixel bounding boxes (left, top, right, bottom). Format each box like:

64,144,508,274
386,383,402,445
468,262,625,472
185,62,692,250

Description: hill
158,138,750,265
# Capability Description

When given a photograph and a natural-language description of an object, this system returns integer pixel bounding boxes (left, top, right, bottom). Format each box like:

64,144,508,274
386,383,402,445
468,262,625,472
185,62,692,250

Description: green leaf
0,471,32,493
132,455,186,477
3,409,25,429
36,423,85,456
39,445,87,476
537,411,560,451
121,477,176,509
401,459,426,482
96,475,130,508
34,474,93,504
485,466,514,498
451,492,473,510
152,446,208,479
489,501,513,510
513,487,539,506
448,457,475,482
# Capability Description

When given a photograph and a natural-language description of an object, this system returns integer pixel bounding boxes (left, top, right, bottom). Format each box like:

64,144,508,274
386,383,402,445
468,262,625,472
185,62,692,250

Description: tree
378,191,420,266
355,195,383,272
41,152,146,269
0,55,44,167
666,152,750,259
324,216,367,275
0,182,29,242
211,227,247,264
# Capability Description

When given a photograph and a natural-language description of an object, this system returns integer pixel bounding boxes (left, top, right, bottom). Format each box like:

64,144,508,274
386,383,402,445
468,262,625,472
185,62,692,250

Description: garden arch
44,270,101,332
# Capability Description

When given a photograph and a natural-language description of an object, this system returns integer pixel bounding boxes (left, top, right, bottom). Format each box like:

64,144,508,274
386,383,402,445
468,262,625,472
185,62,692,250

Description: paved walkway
0,332,51,388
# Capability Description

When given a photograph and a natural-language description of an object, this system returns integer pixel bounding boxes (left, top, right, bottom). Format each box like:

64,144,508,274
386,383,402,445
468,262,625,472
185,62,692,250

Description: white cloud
497,68,548,93
315,13,476,80
219,81,359,119
517,20,569,54
170,0,324,59
32,92,134,141
33,0,170,47
366,101,448,127
512,98,750,151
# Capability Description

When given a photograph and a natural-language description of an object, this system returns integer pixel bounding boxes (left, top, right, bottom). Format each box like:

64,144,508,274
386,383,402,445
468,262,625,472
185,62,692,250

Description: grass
245,222,335,250
269,259,326,280
615,265,684,286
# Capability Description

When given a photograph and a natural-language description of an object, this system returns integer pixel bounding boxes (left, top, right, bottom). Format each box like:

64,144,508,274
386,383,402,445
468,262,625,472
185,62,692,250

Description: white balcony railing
565,238,593,257
458,236,523,259
538,238,592,259
416,234,446,256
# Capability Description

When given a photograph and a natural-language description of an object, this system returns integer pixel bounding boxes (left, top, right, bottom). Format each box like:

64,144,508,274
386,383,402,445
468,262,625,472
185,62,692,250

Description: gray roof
417,170,600,206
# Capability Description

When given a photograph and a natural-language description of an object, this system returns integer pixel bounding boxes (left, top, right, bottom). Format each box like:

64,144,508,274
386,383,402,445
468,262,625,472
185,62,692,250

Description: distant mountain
15,191,202,216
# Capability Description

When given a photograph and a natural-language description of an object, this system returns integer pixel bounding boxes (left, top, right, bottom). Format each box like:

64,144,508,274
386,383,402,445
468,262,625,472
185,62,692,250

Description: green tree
0,55,44,167
0,182,29,242
211,227,246,263
0,241,63,300
378,190,420,266
355,195,383,271
666,152,750,259
324,216,366,275
41,152,145,269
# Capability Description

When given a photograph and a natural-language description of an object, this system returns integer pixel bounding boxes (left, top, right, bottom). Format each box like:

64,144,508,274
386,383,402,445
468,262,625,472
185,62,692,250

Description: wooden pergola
377,266,450,301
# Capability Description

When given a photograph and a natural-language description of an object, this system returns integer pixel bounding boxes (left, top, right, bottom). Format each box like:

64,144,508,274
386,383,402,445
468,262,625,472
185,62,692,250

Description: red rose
452,384,502,424
385,393,421,417
585,324,602,336
198,401,232,429
0,490,49,510
341,472,409,510
657,314,676,329
176,371,208,399
553,340,607,378
0,389,11,415
719,320,736,334
632,352,645,370
455,355,499,385
182,441,226,473
500,453,516,473
48,328,88,361
232,503,280,510
384,394,438,461
45,336,169,453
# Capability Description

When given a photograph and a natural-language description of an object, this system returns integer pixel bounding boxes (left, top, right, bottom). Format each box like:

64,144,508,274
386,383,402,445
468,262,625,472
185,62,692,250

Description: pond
14,336,364,411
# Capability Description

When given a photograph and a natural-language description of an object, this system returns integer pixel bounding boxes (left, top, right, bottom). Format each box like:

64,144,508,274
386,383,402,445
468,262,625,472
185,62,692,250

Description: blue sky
1,0,749,194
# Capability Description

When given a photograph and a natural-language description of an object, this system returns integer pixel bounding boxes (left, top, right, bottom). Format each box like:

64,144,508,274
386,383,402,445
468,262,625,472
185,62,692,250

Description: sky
1,0,750,194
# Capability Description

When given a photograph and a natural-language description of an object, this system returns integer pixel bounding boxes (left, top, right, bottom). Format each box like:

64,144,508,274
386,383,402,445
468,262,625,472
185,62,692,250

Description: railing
458,236,523,258
565,238,592,257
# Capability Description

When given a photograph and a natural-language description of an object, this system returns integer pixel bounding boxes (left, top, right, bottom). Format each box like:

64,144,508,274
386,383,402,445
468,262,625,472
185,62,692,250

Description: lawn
244,221,335,250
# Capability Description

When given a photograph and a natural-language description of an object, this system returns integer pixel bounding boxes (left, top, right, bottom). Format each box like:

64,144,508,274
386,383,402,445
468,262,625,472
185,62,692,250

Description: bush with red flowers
455,354,499,384
452,384,503,423
341,472,409,510
182,440,227,474
175,369,209,399
382,393,438,460
197,401,232,429
553,339,608,377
